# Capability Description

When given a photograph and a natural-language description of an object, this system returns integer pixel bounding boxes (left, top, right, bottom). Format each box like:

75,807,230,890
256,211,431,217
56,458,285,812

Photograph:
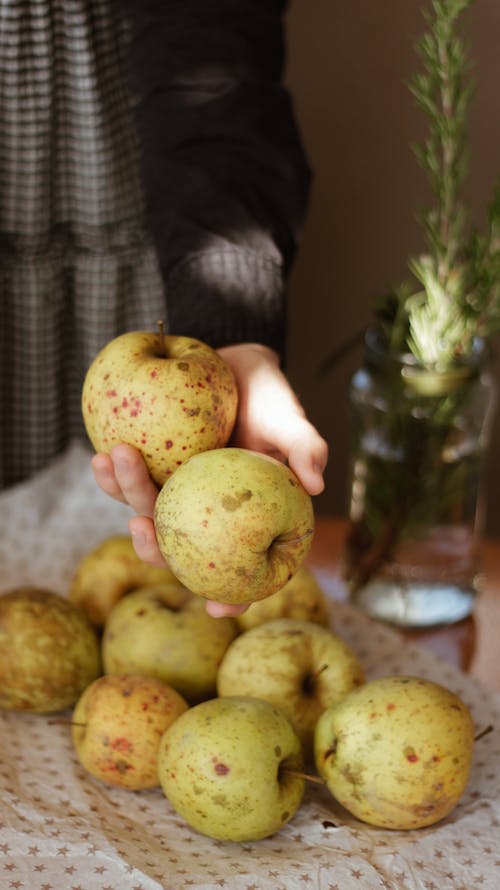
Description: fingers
93,444,159,517
91,452,128,504
217,342,328,495
205,600,249,618
287,422,329,495
257,411,328,495
129,515,168,567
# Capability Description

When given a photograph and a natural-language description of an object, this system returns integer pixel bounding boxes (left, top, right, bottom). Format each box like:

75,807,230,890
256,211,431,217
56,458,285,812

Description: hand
217,343,328,496
91,342,328,618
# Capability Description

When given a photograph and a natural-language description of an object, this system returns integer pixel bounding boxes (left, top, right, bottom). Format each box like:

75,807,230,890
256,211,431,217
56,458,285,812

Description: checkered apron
0,0,166,488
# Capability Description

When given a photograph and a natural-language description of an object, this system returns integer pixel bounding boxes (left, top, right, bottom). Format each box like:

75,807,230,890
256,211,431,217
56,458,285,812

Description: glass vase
342,327,497,628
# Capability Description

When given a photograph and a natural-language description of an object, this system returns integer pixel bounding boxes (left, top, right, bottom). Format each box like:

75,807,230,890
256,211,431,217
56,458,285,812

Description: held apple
217,618,364,755
82,329,238,486
0,588,101,713
102,587,238,703
158,696,305,841
314,675,475,829
71,674,188,790
235,564,331,632
154,447,315,604
68,534,184,627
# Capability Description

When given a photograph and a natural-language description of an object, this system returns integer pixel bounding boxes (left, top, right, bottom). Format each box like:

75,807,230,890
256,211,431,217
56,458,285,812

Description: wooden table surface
307,516,500,694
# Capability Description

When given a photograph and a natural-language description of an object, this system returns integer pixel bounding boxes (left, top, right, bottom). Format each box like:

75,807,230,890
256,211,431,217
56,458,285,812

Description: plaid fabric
0,0,166,488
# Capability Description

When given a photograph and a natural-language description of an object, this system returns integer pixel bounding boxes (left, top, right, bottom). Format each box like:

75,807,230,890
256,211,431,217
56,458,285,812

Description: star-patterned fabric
0,443,499,890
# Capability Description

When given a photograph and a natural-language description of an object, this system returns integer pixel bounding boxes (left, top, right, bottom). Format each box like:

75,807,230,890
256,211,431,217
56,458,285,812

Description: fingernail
115,456,130,473
131,529,146,547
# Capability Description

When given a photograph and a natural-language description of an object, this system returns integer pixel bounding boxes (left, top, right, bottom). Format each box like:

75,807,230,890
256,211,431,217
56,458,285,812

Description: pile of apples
0,330,477,843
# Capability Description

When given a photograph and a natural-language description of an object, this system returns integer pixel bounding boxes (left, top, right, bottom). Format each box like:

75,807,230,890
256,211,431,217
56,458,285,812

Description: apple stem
157,319,167,358
313,664,329,680
273,528,314,548
474,724,493,743
48,719,87,728
283,768,326,785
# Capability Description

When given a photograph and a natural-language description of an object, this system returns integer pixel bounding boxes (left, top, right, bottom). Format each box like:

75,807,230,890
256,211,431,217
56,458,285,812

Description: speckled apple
82,331,238,486
68,534,184,627
0,588,101,713
314,675,475,829
102,587,238,703
235,564,330,632
217,618,365,755
154,448,315,604
158,696,305,841
72,674,188,789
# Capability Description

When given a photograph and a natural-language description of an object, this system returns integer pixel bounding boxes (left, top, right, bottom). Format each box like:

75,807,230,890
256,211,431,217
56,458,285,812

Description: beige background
284,0,500,535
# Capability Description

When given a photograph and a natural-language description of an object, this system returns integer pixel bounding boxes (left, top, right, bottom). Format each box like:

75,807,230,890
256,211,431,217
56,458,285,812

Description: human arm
116,0,310,352
94,1,328,613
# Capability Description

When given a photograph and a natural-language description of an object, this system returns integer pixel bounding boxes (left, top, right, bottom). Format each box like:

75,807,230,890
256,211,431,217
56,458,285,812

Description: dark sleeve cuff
165,248,286,355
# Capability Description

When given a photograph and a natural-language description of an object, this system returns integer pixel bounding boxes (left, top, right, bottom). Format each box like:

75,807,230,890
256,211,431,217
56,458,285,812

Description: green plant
342,0,499,600
379,0,499,367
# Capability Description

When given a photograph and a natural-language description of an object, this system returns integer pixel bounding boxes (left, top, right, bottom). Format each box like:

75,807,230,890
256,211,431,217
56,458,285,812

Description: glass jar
342,326,497,628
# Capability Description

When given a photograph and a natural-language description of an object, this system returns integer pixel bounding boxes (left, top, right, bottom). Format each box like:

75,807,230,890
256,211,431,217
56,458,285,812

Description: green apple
0,587,101,713
68,534,184,627
236,564,330,632
102,588,238,703
217,618,364,756
154,447,315,604
158,695,305,841
314,675,475,829
82,330,238,486
72,673,188,789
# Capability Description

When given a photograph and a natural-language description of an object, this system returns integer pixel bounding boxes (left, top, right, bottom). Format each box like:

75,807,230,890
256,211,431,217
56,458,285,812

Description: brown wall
284,0,500,536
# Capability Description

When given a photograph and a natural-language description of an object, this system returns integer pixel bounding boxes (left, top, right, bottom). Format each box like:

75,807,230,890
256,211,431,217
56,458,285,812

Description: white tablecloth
1,443,499,890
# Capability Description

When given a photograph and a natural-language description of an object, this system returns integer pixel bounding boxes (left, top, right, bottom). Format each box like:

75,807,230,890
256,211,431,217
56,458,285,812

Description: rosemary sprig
344,0,499,596
379,0,499,369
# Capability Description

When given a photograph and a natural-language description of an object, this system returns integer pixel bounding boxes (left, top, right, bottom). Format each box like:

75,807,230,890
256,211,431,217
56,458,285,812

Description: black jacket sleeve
116,0,311,355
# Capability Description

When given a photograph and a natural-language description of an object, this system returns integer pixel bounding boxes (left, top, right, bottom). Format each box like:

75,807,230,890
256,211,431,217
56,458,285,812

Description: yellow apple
82,330,238,486
158,696,305,841
72,673,188,789
68,534,185,627
235,564,330,632
314,675,475,829
217,618,364,756
154,447,315,604
0,587,101,713
102,588,238,703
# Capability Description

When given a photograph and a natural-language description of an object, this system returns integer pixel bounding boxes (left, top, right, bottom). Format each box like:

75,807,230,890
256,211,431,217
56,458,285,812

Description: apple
81,329,238,486
68,534,185,627
154,447,315,604
102,587,238,703
217,618,364,756
314,675,475,829
158,695,305,841
0,587,101,713
71,673,188,789
235,564,330,632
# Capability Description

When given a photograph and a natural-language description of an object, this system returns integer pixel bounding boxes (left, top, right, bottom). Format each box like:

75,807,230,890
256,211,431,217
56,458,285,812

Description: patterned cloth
0,0,166,488
0,444,500,890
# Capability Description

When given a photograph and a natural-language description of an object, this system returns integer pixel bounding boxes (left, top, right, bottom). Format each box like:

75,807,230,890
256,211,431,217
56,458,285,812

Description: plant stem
283,768,326,785
474,724,493,743
438,31,454,280
157,319,167,358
